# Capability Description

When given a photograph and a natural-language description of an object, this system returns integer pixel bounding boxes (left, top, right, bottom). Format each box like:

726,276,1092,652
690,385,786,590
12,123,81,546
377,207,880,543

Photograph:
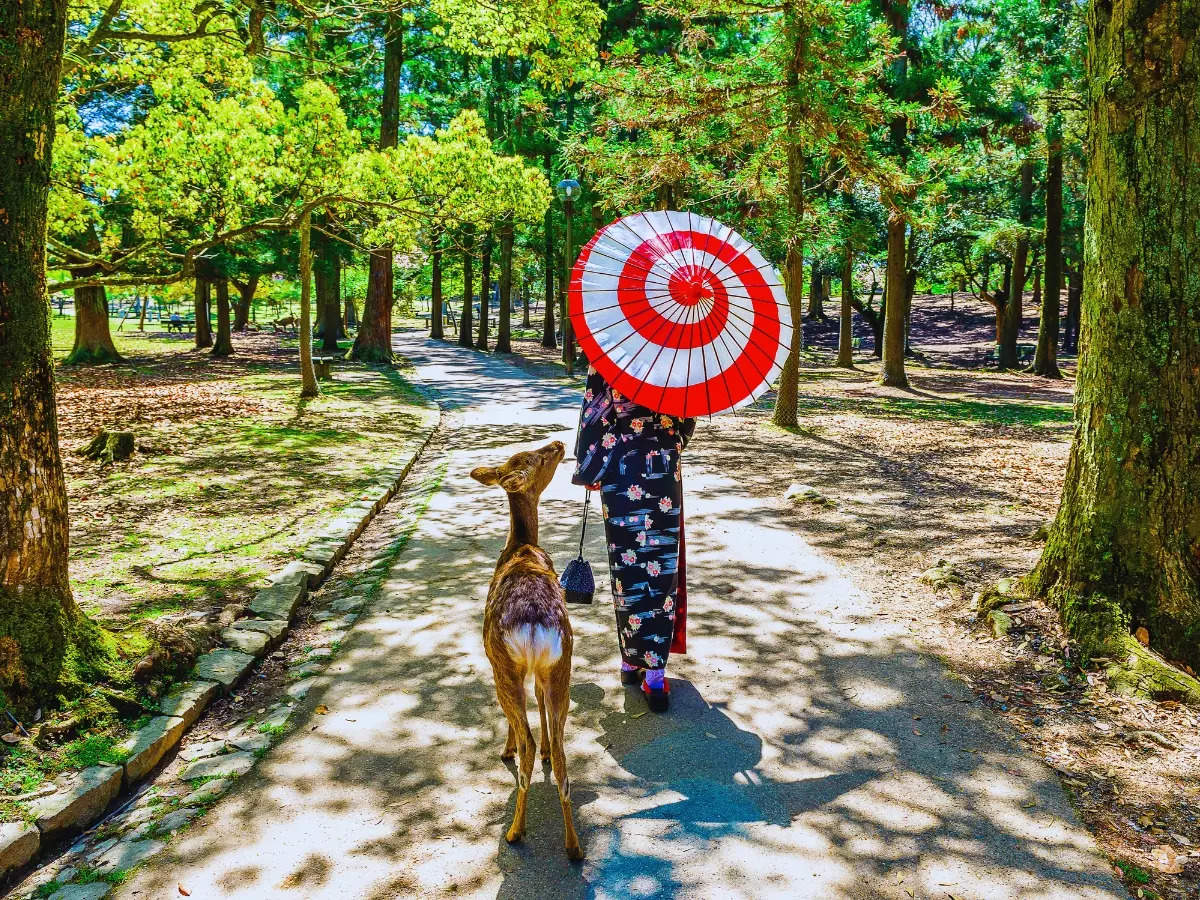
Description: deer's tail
503,623,564,675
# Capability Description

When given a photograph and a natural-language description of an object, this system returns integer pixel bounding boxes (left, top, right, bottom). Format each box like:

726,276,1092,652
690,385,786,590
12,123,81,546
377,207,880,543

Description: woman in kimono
573,366,694,712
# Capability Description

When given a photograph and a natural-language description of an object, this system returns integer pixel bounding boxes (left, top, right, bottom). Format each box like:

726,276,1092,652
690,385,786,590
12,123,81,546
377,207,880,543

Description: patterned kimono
573,368,695,670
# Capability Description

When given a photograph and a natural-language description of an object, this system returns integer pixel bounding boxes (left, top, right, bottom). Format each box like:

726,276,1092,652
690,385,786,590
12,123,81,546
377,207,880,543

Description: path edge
0,380,442,888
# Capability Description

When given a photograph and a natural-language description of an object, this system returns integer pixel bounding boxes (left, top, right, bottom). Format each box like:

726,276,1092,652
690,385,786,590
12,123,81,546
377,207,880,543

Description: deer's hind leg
493,663,535,843
540,660,582,860
535,681,551,762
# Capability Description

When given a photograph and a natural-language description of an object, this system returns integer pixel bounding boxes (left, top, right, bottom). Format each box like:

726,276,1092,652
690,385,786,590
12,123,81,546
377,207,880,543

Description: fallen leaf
178,886,191,896
315,705,329,715
1149,844,1184,874
1,733,19,744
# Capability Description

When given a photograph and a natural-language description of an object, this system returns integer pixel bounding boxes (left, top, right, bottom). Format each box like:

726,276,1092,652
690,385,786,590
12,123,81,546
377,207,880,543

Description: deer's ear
470,466,501,486
499,470,530,493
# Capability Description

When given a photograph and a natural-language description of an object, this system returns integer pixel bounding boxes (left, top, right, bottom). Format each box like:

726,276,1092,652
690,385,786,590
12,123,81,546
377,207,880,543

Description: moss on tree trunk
1028,0,1200,698
1,0,124,713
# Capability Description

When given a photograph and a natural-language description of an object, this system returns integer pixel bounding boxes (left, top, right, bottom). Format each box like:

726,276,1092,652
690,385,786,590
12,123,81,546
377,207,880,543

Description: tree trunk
351,13,402,365
999,160,1033,369
496,218,514,353
314,220,341,353
476,229,492,350
1063,264,1082,353
541,149,557,350
459,226,475,348
771,4,807,428
430,227,444,340
193,277,213,349
211,279,234,357
1034,114,1064,378
232,275,257,331
807,257,823,320
298,212,319,399
65,280,121,365
881,215,909,387
522,276,531,328
1028,0,1200,700
836,248,854,368
0,0,112,712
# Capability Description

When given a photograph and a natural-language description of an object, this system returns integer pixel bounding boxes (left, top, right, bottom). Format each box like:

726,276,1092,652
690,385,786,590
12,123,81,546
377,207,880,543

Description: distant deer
470,440,582,860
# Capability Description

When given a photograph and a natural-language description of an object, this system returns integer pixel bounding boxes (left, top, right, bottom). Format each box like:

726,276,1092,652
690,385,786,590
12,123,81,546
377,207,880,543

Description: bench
165,317,192,334
313,356,334,380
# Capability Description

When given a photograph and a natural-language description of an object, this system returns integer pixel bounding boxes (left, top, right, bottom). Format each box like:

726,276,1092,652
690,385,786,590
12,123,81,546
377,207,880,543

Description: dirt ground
506,294,1199,900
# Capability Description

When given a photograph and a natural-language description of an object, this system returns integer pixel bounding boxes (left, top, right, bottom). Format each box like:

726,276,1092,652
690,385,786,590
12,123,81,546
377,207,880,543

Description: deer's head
471,440,565,499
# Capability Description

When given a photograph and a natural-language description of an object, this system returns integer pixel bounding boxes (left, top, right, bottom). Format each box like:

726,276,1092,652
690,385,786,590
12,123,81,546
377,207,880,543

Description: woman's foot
620,661,642,685
641,669,669,712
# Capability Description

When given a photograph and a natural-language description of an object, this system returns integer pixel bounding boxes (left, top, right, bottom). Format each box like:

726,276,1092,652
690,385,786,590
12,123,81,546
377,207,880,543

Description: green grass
64,365,431,621
794,393,1071,429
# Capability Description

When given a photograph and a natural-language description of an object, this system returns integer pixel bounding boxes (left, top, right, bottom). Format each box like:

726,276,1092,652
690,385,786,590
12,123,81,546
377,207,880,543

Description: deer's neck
501,492,539,562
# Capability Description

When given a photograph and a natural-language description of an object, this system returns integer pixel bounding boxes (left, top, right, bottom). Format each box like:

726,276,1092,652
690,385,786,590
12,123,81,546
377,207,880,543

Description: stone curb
0,398,440,884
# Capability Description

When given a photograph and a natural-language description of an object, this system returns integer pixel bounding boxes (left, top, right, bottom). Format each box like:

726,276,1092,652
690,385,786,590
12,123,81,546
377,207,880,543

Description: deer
469,439,582,860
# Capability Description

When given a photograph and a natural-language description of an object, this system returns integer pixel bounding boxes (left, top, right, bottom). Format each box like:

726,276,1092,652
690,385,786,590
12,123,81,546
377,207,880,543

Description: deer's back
485,545,572,666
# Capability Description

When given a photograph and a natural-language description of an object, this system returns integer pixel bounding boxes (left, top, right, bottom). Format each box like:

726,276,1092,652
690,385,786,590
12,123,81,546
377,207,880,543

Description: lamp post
557,178,580,376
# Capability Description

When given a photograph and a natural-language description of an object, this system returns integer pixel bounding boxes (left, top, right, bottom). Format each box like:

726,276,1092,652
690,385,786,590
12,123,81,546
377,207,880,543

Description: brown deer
470,440,582,860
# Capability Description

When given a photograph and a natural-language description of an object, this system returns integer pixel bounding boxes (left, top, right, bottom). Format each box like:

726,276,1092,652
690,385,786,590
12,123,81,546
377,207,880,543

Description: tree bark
836,248,854,368
1000,160,1034,369
881,215,909,387
771,2,807,428
1063,264,1082,352
0,0,109,711
351,13,402,365
459,226,475,348
211,279,234,357
65,280,121,365
807,257,823,320
430,227,444,340
314,219,342,353
232,275,257,331
1028,0,1200,697
299,212,319,398
193,277,213,349
1034,114,1064,378
496,217,514,353
476,229,492,350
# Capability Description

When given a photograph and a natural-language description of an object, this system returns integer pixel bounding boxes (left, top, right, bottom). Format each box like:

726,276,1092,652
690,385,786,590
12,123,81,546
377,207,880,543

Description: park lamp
556,178,580,201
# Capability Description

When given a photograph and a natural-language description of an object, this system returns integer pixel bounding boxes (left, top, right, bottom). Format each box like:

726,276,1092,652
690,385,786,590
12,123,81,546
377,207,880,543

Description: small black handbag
559,490,595,604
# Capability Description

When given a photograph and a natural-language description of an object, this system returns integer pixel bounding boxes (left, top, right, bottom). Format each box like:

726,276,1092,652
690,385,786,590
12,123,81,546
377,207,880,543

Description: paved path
118,332,1123,900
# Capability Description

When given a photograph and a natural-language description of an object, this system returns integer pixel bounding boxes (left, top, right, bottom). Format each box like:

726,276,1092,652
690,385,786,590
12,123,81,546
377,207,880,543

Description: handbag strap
577,489,591,560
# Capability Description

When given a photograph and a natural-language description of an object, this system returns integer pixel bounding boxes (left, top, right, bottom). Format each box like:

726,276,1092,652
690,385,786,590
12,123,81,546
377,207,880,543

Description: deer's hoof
505,826,524,843
566,842,584,861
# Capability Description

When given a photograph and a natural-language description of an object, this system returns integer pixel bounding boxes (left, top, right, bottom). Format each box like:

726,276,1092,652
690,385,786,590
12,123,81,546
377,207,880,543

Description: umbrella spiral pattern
569,210,793,417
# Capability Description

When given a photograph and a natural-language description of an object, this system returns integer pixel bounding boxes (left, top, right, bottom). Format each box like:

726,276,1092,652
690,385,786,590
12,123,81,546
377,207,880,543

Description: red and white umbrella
569,210,792,417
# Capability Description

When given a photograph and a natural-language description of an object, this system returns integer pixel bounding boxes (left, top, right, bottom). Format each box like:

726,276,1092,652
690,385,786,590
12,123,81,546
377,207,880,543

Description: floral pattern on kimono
572,367,694,670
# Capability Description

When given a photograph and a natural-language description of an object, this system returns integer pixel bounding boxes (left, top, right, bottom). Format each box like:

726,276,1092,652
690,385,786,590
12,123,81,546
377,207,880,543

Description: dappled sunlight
113,334,1120,900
